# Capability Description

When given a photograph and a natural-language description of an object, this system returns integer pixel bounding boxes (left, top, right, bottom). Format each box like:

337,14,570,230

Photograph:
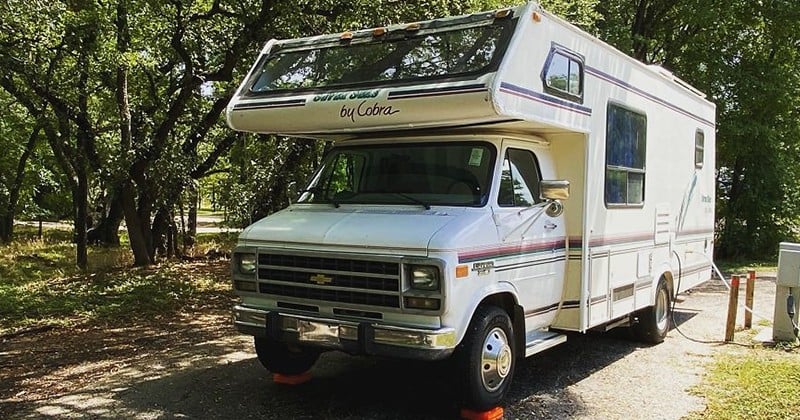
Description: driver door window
498,148,542,207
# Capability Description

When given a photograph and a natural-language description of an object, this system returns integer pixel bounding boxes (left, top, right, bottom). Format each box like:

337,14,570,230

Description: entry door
492,141,567,330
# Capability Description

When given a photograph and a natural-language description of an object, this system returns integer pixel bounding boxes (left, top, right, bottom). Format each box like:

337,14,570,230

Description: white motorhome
226,2,715,410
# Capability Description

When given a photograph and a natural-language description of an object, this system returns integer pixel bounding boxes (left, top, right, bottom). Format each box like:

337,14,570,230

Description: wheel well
478,293,524,358
479,293,517,316
661,272,675,298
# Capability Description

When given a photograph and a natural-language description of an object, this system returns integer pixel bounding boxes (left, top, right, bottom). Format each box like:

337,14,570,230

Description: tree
0,91,40,243
594,0,800,258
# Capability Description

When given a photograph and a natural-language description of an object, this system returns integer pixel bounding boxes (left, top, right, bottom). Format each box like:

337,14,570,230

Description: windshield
298,142,496,207
249,19,515,93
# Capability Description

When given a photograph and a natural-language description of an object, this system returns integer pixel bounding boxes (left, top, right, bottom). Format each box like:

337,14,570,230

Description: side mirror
540,180,570,201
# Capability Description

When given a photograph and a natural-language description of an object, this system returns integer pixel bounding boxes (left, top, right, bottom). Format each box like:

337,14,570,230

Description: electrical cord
669,250,753,347
697,251,773,322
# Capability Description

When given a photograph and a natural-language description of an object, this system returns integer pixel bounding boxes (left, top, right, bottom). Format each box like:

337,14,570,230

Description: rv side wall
491,5,716,331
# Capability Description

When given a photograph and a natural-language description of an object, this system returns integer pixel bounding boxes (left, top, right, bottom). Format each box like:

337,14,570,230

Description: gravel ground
3,274,778,419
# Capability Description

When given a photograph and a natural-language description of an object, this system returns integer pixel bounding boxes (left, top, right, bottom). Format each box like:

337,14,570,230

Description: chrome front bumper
234,305,456,360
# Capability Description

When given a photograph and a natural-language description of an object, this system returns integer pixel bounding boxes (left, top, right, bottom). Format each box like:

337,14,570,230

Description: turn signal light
405,297,441,310
456,265,469,278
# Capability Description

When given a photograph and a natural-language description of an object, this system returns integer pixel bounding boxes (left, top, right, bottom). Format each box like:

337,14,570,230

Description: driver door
492,140,567,329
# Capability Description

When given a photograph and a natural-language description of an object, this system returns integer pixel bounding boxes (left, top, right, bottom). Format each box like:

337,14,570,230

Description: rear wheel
454,305,516,411
631,278,671,343
254,337,321,375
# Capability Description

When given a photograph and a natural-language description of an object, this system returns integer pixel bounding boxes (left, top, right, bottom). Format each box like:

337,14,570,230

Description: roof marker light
532,12,542,22
405,23,421,31
340,31,353,41
372,27,387,37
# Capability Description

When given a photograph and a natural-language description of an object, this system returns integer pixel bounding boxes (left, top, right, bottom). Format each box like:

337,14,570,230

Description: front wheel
254,337,321,375
454,305,516,411
631,278,671,343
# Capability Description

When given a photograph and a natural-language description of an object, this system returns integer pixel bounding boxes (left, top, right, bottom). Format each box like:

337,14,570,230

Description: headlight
237,253,256,274
408,265,440,291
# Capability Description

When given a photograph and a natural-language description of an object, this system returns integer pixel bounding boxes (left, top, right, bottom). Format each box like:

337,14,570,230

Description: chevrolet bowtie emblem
309,274,333,285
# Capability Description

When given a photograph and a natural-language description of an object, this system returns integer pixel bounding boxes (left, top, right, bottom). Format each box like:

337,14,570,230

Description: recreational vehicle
226,1,715,410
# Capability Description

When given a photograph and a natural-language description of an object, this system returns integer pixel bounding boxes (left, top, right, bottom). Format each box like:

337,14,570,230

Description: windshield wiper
391,192,431,210
296,186,340,208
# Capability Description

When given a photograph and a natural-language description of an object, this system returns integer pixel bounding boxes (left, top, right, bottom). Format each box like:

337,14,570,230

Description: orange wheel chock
460,406,504,420
272,371,312,385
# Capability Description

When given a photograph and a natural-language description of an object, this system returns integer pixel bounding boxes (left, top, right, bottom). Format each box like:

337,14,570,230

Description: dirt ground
0,271,780,419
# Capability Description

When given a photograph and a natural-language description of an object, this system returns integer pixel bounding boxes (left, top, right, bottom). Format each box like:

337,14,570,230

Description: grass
0,226,236,334
689,348,800,419
715,258,778,275
197,207,225,217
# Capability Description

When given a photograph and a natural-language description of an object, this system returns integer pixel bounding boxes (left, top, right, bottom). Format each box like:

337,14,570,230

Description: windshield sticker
314,89,380,102
469,148,484,166
340,101,400,123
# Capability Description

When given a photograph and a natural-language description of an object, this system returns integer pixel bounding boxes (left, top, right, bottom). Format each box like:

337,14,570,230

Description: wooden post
725,275,740,342
744,270,756,329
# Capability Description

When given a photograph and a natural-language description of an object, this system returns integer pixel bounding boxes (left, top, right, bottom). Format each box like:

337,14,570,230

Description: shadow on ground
7,330,657,419
7,278,747,420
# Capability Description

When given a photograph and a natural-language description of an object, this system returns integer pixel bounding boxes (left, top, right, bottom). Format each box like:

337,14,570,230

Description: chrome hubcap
655,287,669,332
480,327,512,392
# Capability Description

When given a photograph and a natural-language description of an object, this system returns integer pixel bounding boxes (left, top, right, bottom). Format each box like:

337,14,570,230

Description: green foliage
714,259,778,276
689,350,800,419
0,226,231,333
540,0,599,31
685,2,800,258
1,0,799,260
593,1,800,258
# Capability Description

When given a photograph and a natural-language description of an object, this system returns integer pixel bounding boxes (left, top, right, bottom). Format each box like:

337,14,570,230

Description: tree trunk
121,182,152,266
74,167,89,270
92,188,124,246
0,216,9,243
185,181,198,248
151,206,171,258
114,0,154,266
0,124,40,243
168,210,180,258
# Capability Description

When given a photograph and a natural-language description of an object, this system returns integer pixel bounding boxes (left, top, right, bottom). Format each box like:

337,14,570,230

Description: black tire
631,278,671,343
454,305,516,411
254,337,321,375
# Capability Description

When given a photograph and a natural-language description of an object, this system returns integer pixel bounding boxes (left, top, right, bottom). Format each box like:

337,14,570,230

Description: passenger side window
605,103,647,206
541,46,584,102
498,148,542,207
695,130,704,168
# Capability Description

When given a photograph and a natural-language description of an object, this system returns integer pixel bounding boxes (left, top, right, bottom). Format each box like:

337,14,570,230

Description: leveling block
460,406,504,420
272,371,312,385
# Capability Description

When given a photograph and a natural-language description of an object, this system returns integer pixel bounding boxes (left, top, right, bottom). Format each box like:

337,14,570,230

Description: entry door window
498,148,542,207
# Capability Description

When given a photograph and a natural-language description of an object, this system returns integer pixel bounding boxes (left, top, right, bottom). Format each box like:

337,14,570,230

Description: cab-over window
541,45,584,103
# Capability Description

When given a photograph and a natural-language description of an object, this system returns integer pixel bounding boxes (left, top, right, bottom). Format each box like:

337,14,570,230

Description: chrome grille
258,254,399,275
256,253,401,309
